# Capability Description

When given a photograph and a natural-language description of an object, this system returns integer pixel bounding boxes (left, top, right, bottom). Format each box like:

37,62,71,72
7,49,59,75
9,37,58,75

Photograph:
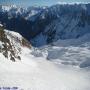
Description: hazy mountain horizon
0,0,90,7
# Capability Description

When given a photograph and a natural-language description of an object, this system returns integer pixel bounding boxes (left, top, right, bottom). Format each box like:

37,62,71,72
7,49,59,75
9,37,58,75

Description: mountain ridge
0,3,90,46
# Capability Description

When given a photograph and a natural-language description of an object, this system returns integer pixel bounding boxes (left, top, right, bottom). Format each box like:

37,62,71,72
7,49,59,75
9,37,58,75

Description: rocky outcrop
0,25,31,61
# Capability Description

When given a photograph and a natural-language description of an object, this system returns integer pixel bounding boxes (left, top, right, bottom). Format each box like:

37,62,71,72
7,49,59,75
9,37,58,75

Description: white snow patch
0,52,90,90
0,24,3,27
5,30,22,40
0,29,90,90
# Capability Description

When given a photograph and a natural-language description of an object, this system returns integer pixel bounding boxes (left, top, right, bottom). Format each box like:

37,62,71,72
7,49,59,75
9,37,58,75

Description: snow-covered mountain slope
0,32,90,90
0,52,90,90
0,4,90,90
0,5,46,39
0,30,90,90
0,33,90,90
0,5,45,21
0,24,90,90
0,3,90,47
0,24,31,61
0,5,43,16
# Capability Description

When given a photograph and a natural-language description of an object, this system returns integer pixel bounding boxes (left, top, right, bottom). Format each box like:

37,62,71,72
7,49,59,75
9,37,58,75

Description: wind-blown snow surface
0,48,90,90
0,37,90,90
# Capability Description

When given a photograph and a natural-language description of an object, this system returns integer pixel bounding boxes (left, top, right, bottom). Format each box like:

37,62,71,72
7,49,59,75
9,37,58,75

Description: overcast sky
0,0,90,6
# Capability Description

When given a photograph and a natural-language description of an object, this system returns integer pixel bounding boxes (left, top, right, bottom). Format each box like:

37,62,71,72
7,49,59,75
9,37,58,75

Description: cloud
57,1,89,4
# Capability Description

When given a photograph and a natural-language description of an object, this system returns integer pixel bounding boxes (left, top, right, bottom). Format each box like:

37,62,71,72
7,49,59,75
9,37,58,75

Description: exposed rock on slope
0,24,31,61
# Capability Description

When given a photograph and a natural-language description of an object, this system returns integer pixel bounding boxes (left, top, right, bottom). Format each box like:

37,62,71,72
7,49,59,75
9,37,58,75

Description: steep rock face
0,4,90,46
0,24,31,61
